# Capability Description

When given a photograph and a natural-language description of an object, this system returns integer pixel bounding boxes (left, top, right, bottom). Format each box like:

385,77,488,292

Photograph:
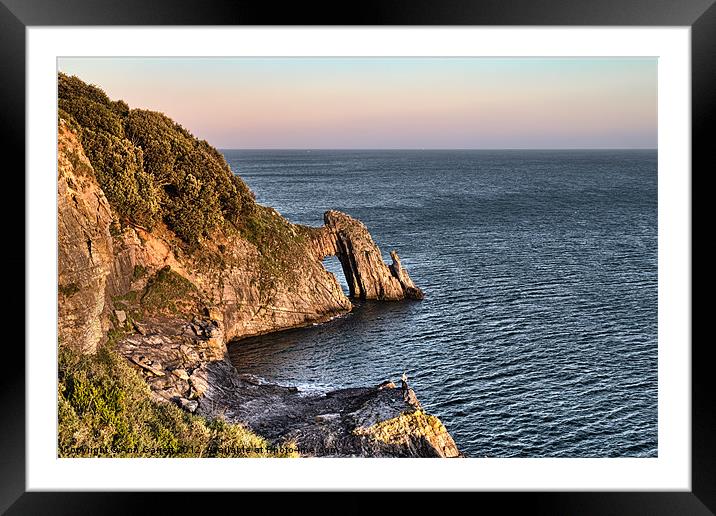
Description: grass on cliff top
58,343,298,458
238,205,309,285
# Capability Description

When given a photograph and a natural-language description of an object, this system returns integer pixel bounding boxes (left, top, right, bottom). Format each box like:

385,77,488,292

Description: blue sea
222,149,658,458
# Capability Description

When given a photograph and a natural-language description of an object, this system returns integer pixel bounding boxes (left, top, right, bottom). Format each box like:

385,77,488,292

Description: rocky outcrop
312,210,424,301
352,407,460,457
115,314,226,407
389,250,425,300
57,120,114,354
113,315,459,457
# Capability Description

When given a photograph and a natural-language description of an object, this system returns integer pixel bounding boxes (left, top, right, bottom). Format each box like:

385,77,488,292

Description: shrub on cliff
81,129,161,229
58,74,127,138
123,109,256,243
58,344,298,458
58,72,256,245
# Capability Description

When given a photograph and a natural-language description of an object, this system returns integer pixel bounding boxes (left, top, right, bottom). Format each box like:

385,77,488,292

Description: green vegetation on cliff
58,343,297,458
58,73,256,245
58,72,314,297
140,265,202,315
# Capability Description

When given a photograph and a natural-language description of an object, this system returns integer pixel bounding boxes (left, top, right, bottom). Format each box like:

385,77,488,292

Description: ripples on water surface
222,150,657,458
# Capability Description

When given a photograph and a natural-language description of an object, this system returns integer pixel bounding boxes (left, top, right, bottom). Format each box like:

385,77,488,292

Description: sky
58,57,657,150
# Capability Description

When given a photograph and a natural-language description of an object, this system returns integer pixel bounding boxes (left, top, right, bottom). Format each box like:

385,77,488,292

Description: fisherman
400,371,421,408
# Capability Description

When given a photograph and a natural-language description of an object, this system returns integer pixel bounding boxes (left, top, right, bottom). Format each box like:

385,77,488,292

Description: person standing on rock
401,372,409,398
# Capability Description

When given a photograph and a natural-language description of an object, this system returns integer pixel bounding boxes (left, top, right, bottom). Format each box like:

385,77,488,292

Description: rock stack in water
316,210,425,301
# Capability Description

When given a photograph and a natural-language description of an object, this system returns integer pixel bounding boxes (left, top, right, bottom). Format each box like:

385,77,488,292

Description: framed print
4,0,712,513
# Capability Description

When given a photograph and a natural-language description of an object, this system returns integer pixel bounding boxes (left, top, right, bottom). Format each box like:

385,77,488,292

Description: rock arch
311,210,424,301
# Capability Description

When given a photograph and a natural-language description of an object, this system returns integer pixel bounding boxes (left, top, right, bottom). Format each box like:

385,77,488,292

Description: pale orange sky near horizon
58,57,657,149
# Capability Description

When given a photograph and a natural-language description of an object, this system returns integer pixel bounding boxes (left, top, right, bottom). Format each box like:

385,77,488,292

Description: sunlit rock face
312,210,425,301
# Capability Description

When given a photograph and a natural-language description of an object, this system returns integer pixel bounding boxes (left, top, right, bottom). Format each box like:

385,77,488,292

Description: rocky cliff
57,120,114,354
58,119,423,354
56,74,457,457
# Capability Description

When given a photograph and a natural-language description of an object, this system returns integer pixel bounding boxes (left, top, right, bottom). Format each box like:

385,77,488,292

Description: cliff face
109,215,353,343
58,120,423,352
56,75,457,457
57,121,352,352
57,120,114,354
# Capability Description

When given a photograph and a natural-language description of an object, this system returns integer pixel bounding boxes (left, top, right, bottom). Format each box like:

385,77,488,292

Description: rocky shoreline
115,315,460,457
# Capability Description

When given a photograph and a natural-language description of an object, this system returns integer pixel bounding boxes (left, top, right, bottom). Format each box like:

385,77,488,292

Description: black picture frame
3,0,710,512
